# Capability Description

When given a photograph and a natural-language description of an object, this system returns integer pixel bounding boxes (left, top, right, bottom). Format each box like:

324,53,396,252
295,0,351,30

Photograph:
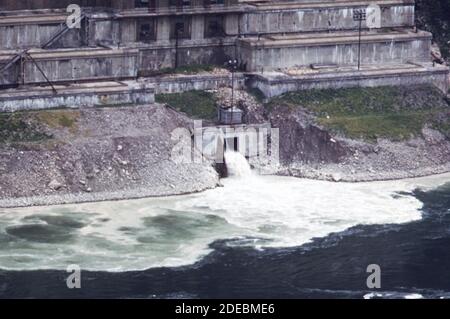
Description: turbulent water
224,151,253,177
0,152,450,298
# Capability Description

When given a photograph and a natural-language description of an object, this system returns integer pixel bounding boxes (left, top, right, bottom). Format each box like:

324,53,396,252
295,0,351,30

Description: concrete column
191,15,205,40
225,14,239,36
157,16,171,41
157,0,169,9
192,0,203,7
225,0,237,6
111,0,134,9
119,19,137,44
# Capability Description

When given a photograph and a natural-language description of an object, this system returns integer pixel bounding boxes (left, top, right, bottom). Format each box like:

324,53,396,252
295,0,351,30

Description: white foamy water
364,292,424,299
0,172,449,272
224,151,252,177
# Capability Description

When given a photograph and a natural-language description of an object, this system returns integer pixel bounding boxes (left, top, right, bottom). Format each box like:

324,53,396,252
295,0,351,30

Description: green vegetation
416,0,450,59
0,109,82,144
0,113,51,144
35,110,80,133
433,113,450,137
247,87,266,103
58,114,76,128
267,85,450,141
156,90,217,120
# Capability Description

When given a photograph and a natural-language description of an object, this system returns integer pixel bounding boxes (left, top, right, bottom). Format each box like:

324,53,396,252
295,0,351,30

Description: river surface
0,155,449,298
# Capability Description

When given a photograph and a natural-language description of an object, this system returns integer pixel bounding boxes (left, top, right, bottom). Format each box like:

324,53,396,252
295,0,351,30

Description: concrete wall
0,65,18,87
0,82,155,112
0,24,83,49
0,0,83,10
0,0,240,10
21,50,138,84
1,0,439,96
0,43,236,87
248,66,450,98
238,35,431,71
91,19,116,45
240,5,415,35
0,0,127,10
148,73,244,94
139,41,236,73
0,44,236,86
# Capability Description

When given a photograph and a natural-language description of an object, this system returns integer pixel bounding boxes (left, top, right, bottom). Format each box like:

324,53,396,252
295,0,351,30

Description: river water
0,153,449,298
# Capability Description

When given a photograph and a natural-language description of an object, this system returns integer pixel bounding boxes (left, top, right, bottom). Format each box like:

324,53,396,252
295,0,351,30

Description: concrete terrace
0,0,448,109
239,29,431,47
244,0,415,10
0,80,155,112
247,62,449,97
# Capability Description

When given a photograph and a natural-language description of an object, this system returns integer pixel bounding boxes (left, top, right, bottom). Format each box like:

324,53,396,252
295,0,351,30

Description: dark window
204,15,224,38
137,19,156,42
135,0,148,7
169,0,191,7
135,0,157,10
171,17,191,39
206,0,224,5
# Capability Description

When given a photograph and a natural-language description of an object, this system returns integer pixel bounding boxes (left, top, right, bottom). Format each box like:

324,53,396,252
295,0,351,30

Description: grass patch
432,112,450,138
58,114,77,128
247,87,266,103
319,111,443,141
267,85,450,141
0,113,51,144
35,110,80,132
156,90,217,120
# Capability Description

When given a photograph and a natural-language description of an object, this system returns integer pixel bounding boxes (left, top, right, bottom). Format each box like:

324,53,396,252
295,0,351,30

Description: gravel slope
0,105,219,208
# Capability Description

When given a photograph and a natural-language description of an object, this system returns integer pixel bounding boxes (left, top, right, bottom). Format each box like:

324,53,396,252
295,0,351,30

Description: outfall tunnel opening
225,137,239,152
201,124,276,178
215,137,239,178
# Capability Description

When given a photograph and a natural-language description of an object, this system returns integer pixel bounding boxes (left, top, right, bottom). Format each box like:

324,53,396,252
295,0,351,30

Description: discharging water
0,153,450,298
224,151,253,177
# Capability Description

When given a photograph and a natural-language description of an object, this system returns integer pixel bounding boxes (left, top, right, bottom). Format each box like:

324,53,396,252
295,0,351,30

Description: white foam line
0,173,448,271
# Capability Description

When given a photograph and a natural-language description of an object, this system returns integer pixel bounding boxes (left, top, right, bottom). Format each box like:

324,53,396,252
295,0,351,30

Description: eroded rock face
268,105,349,165
264,101,450,182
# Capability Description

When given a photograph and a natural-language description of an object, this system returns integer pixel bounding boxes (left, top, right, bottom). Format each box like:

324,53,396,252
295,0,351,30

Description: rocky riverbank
274,129,450,183
0,105,219,208
0,84,449,208
219,86,450,183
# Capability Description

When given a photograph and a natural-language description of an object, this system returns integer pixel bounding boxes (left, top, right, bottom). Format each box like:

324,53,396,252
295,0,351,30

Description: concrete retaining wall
0,24,83,50
238,32,431,72
148,73,244,94
240,4,414,35
139,42,236,72
0,81,154,112
0,49,139,85
247,65,450,98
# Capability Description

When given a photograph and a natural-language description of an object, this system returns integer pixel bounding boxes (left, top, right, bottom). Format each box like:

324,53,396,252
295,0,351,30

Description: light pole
353,9,367,71
175,28,181,69
226,59,238,125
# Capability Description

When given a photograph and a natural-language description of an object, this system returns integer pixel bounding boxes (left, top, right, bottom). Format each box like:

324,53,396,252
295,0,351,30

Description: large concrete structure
0,0,448,111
